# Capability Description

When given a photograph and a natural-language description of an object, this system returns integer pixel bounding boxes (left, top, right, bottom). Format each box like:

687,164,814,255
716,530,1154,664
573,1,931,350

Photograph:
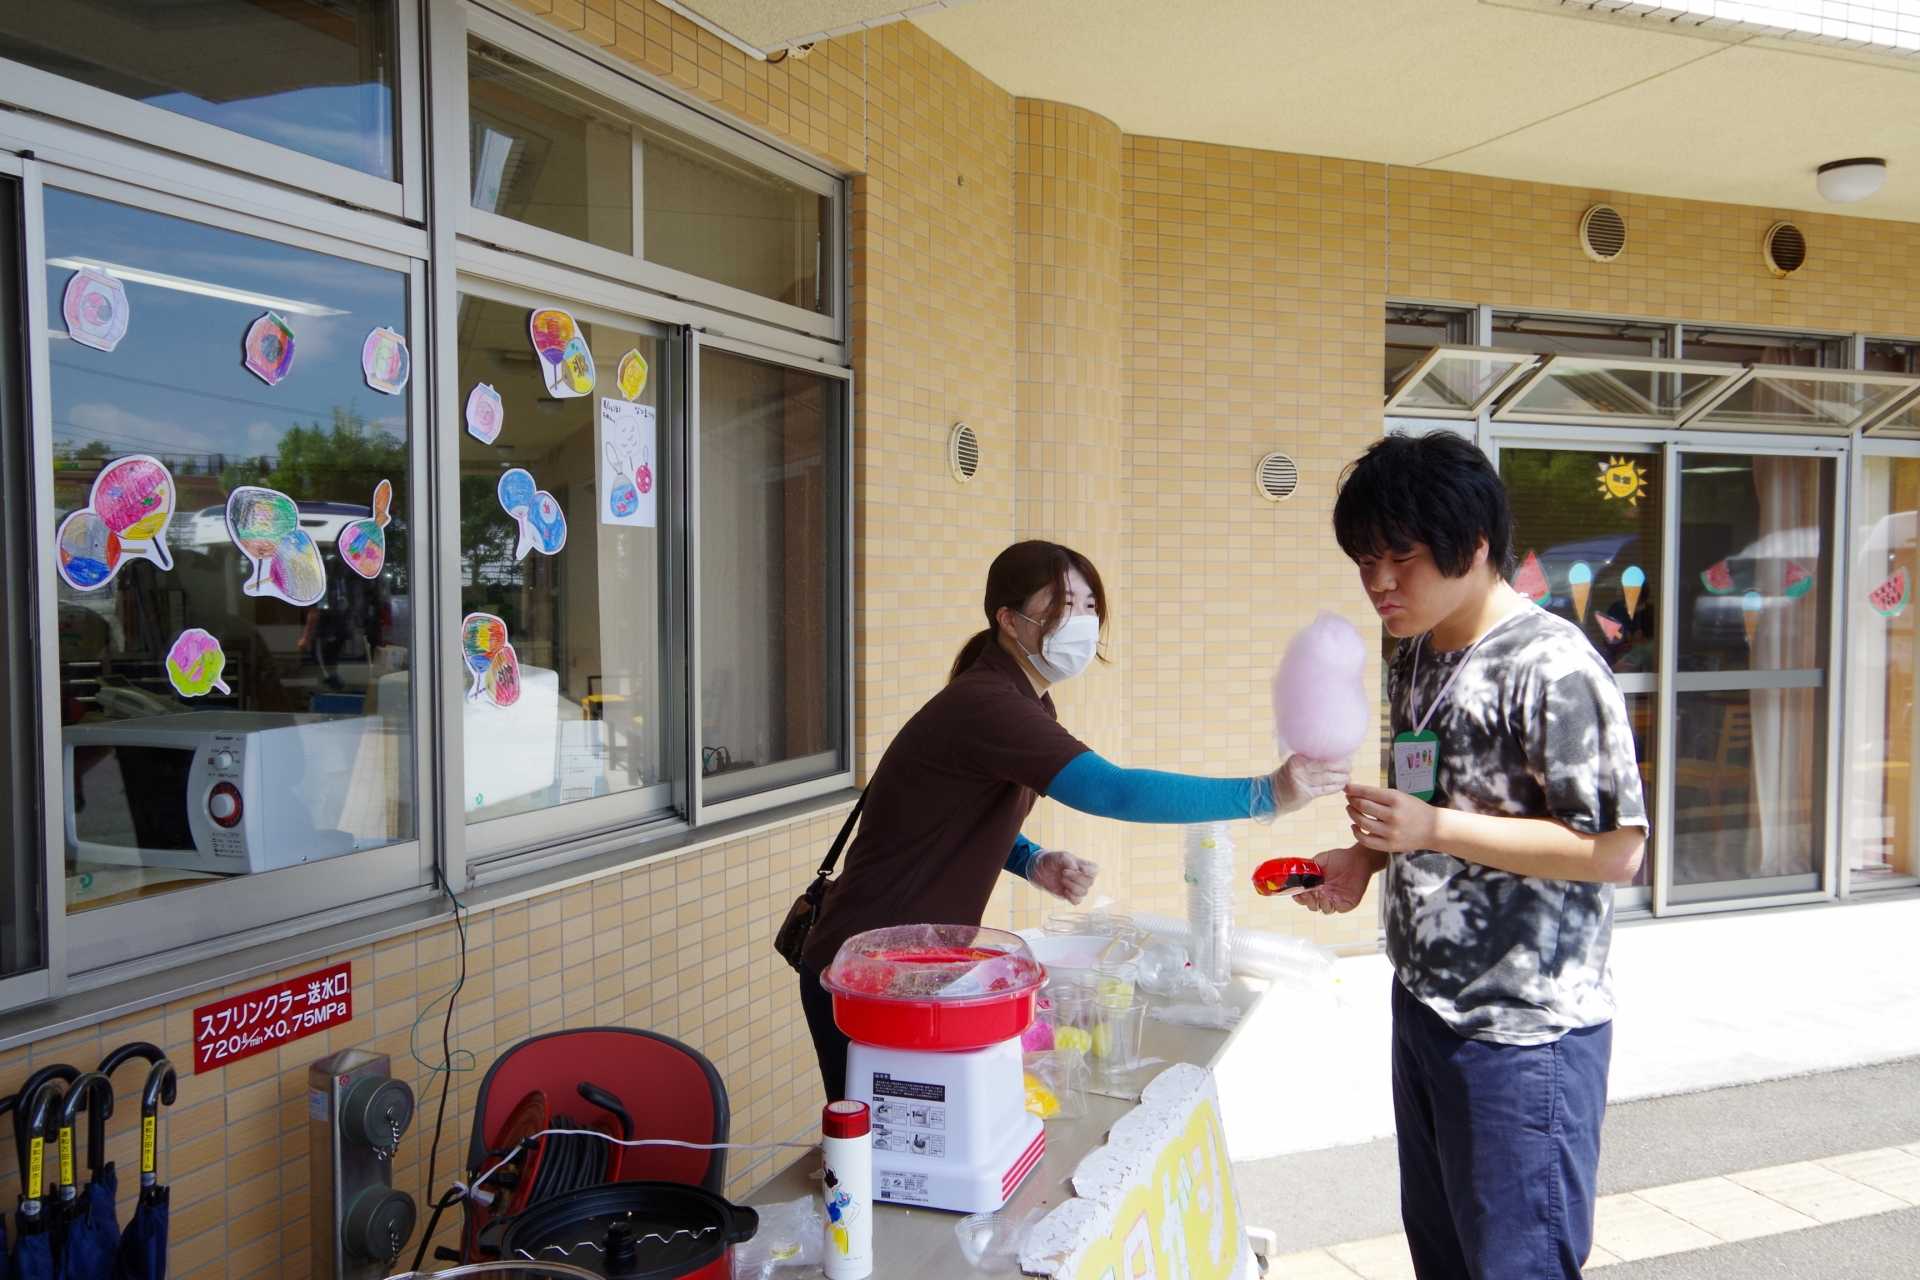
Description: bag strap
812,791,866,880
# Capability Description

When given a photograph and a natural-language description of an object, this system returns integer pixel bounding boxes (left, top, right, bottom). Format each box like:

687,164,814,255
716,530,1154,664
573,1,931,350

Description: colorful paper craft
599,398,657,528
339,479,393,580
62,268,130,353
55,454,176,591
528,308,595,398
1597,455,1649,506
1622,565,1646,619
361,326,410,395
1701,558,1735,595
1783,562,1814,600
1569,562,1593,621
461,612,522,708
242,311,296,385
616,349,649,401
465,383,504,445
1596,613,1624,643
226,485,327,606
497,467,568,558
166,629,231,698
1869,568,1910,619
1512,550,1549,606
1741,590,1764,645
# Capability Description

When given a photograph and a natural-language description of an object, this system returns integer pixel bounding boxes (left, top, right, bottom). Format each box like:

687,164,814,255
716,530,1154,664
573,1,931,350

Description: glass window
456,291,675,831
1494,356,1742,427
1492,313,1669,359
1844,455,1920,887
1384,304,1473,394
698,346,848,803
1690,370,1918,434
469,36,832,315
1,174,44,981
0,1,398,179
1681,327,1848,368
45,191,416,913
1385,347,1536,418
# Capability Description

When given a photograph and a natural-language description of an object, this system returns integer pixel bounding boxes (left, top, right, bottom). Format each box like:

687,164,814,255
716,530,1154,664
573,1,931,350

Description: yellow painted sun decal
1598,455,1649,506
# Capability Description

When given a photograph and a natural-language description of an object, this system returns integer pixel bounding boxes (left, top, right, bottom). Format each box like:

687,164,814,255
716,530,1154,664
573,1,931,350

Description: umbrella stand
54,1076,116,1280
113,1063,175,1280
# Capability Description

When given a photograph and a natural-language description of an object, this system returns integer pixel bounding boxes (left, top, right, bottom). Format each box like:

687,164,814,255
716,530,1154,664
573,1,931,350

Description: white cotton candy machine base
823,925,1048,1214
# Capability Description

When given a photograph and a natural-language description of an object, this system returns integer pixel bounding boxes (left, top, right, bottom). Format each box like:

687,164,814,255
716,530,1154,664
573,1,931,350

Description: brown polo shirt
801,638,1091,973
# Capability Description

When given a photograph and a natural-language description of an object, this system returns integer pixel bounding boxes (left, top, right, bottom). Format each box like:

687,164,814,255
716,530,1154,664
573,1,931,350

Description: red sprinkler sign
192,961,354,1072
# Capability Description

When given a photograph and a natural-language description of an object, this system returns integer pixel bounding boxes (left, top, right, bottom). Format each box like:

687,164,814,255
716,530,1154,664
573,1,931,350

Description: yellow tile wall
14,8,1920,1278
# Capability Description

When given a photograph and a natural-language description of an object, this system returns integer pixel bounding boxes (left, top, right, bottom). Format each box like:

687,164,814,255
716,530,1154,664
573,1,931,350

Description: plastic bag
1149,1002,1243,1031
731,1195,823,1279
1023,1048,1089,1121
955,1206,1046,1272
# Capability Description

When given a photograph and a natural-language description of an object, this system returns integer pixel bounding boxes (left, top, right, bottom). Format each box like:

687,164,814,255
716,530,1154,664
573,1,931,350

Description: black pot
495,1182,760,1280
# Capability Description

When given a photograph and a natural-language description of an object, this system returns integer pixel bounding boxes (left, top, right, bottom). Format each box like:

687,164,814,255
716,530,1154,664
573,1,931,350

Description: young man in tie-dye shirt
1299,432,1648,1280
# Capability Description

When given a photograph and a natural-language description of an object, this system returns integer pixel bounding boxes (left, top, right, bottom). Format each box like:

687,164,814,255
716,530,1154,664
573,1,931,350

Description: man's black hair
1332,432,1514,578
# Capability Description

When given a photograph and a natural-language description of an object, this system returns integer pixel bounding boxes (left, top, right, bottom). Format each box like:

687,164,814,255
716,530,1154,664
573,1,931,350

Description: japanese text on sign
192,962,353,1073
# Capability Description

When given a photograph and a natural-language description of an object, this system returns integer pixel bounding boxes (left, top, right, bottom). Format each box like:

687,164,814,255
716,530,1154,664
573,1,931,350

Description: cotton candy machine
821,925,1045,1214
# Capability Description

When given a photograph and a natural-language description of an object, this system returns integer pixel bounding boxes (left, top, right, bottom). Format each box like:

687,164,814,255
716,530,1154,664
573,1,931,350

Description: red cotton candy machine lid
822,924,1044,1051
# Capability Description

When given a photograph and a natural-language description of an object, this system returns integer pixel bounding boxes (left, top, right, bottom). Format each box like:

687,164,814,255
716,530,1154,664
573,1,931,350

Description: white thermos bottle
822,1100,873,1279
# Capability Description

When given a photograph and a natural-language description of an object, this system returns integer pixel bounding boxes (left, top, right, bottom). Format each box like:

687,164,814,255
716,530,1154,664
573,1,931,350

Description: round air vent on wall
1765,221,1808,277
1579,204,1627,262
948,421,980,483
1255,451,1300,503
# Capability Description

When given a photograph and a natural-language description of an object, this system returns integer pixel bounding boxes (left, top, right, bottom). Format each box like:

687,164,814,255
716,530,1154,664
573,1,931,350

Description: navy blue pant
1391,979,1612,1280
799,964,850,1102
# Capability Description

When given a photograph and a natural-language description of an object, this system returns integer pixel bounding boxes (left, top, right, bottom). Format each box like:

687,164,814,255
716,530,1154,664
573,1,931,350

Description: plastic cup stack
1183,822,1235,986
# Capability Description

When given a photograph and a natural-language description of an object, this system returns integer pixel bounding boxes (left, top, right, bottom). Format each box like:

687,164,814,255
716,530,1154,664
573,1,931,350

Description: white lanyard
1407,609,1524,735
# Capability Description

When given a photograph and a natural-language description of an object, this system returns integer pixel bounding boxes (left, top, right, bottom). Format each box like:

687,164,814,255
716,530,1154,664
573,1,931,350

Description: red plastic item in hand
1252,857,1326,898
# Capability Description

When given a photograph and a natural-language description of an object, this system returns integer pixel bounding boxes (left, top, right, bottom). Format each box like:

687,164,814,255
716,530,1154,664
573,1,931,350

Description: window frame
26,164,440,985
687,330,855,826
1685,367,1920,436
1490,354,1749,428
0,0,423,222
1383,344,1540,419
450,3,843,345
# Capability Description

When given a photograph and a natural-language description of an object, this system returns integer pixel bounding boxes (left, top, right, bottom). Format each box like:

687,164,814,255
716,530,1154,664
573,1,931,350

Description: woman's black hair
1332,432,1514,577
949,541,1109,682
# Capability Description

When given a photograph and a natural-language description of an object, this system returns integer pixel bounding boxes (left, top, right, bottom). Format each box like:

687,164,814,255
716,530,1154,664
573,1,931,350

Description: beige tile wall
13,6,1920,1278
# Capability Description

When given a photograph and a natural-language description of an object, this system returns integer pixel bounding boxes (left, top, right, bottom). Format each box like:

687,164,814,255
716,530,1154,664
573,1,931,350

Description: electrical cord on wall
409,877,475,1274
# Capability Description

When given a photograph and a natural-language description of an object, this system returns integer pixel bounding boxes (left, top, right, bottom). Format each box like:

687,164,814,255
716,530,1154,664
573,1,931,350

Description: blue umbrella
2,1091,15,1280
13,1080,66,1280
111,1064,173,1280
53,1076,117,1280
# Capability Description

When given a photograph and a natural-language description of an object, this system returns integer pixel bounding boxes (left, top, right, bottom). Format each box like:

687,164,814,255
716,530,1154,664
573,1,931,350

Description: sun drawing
1597,455,1649,506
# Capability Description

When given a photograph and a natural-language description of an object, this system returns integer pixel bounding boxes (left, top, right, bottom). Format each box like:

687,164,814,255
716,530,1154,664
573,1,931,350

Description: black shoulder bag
774,792,866,974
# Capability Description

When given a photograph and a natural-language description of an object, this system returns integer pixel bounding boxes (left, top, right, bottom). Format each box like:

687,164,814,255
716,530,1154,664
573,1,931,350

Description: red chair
460,1027,730,1258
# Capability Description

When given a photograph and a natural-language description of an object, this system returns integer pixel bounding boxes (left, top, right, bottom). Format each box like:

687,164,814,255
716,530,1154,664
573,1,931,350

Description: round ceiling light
1816,157,1887,204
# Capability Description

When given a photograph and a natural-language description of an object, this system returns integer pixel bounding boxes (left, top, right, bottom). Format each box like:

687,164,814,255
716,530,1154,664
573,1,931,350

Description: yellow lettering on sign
27,1136,43,1195
142,1116,157,1174
1069,1097,1244,1280
59,1128,74,1188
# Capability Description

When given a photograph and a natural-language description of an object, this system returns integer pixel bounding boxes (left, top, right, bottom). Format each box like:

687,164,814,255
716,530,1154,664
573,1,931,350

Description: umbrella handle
93,1042,166,1175
56,1072,114,1197
11,1063,78,1196
138,1061,178,1187
20,1079,66,1215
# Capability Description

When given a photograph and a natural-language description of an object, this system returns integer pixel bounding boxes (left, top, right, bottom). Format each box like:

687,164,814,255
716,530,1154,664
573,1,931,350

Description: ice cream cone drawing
1569,562,1593,621
1742,590,1763,646
1622,565,1646,619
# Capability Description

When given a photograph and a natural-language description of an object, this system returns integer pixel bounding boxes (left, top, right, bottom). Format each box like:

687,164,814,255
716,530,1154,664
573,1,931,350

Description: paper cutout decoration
616,349,649,401
1622,565,1646,619
1596,613,1624,643
1701,559,1735,595
1569,562,1593,621
465,383,504,445
1869,568,1910,619
242,311,296,385
226,485,327,606
62,268,130,353
166,629,231,698
55,454,176,591
599,398,658,528
461,612,522,708
1741,590,1764,645
528,308,595,398
497,467,568,558
1783,562,1814,600
1597,455,1649,506
361,326,410,395
1512,551,1549,606
339,480,393,580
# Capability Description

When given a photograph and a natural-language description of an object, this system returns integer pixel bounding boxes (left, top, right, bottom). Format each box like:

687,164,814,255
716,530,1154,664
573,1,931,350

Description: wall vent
1765,221,1808,277
1256,451,1300,502
948,421,980,483
1579,204,1627,262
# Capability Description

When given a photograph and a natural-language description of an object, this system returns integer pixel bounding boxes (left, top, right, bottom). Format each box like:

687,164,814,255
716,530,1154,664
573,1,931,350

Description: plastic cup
1048,983,1095,1059
1093,959,1137,1007
1091,995,1148,1081
1044,911,1090,936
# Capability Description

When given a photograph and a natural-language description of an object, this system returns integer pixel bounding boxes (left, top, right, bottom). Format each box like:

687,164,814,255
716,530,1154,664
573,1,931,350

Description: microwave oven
63,711,385,875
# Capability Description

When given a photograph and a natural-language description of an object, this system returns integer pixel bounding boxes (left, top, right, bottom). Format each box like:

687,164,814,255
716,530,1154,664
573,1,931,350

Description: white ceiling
893,0,1920,223
657,0,968,54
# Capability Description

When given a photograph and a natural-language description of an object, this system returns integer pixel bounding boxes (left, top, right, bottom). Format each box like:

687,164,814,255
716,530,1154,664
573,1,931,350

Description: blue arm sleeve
1045,750,1274,823
1006,833,1043,880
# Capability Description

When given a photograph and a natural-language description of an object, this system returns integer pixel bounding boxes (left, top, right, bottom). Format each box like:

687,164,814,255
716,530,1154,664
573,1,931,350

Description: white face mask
1017,611,1100,684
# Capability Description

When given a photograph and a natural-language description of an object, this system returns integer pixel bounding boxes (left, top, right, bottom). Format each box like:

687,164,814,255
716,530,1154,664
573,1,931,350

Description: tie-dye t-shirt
1385,605,1648,1045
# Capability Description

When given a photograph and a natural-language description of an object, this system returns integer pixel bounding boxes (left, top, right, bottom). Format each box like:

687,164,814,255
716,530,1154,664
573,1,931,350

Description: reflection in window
699,348,847,802
0,1,397,179
1384,304,1473,395
456,294,673,828
1673,688,1823,885
1845,457,1920,886
45,191,414,912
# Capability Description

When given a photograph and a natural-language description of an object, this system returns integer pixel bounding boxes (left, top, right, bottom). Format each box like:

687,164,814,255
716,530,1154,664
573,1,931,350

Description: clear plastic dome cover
823,924,1043,1003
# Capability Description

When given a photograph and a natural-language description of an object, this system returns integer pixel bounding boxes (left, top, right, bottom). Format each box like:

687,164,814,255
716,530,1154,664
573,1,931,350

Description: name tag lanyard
1393,611,1523,800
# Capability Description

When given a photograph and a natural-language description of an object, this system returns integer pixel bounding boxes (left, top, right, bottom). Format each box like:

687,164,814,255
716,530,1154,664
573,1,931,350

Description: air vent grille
1766,221,1808,277
948,422,980,483
1256,451,1299,502
1580,204,1627,262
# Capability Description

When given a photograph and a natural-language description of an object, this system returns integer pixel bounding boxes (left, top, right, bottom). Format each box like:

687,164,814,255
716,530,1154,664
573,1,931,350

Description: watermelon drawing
1869,568,1911,619
1700,559,1735,595
1783,562,1813,600
1513,550,1550,605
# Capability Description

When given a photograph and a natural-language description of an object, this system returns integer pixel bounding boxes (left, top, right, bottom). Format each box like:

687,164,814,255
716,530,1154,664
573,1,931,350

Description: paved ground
1236,1057,1920,1276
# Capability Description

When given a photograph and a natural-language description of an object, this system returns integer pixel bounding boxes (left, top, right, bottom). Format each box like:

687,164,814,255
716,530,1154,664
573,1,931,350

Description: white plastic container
822,1100,873,1280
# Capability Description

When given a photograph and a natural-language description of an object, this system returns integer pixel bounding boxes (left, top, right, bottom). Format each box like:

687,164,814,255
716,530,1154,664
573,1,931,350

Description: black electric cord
407,879,471,1275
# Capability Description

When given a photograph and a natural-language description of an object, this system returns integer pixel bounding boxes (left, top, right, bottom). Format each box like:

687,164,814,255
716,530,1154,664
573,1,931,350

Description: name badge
1392,730,1438,801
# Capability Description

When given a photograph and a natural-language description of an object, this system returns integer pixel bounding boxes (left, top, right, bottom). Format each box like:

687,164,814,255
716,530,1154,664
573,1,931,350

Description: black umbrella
13,1080,67,1280
1,1091,14,1280
11,1067,78,1250
53,1076,115,1280
111,1064,173,1280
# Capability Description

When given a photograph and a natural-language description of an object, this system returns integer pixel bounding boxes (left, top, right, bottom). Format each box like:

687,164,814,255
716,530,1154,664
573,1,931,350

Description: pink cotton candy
1272,611,1370,762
